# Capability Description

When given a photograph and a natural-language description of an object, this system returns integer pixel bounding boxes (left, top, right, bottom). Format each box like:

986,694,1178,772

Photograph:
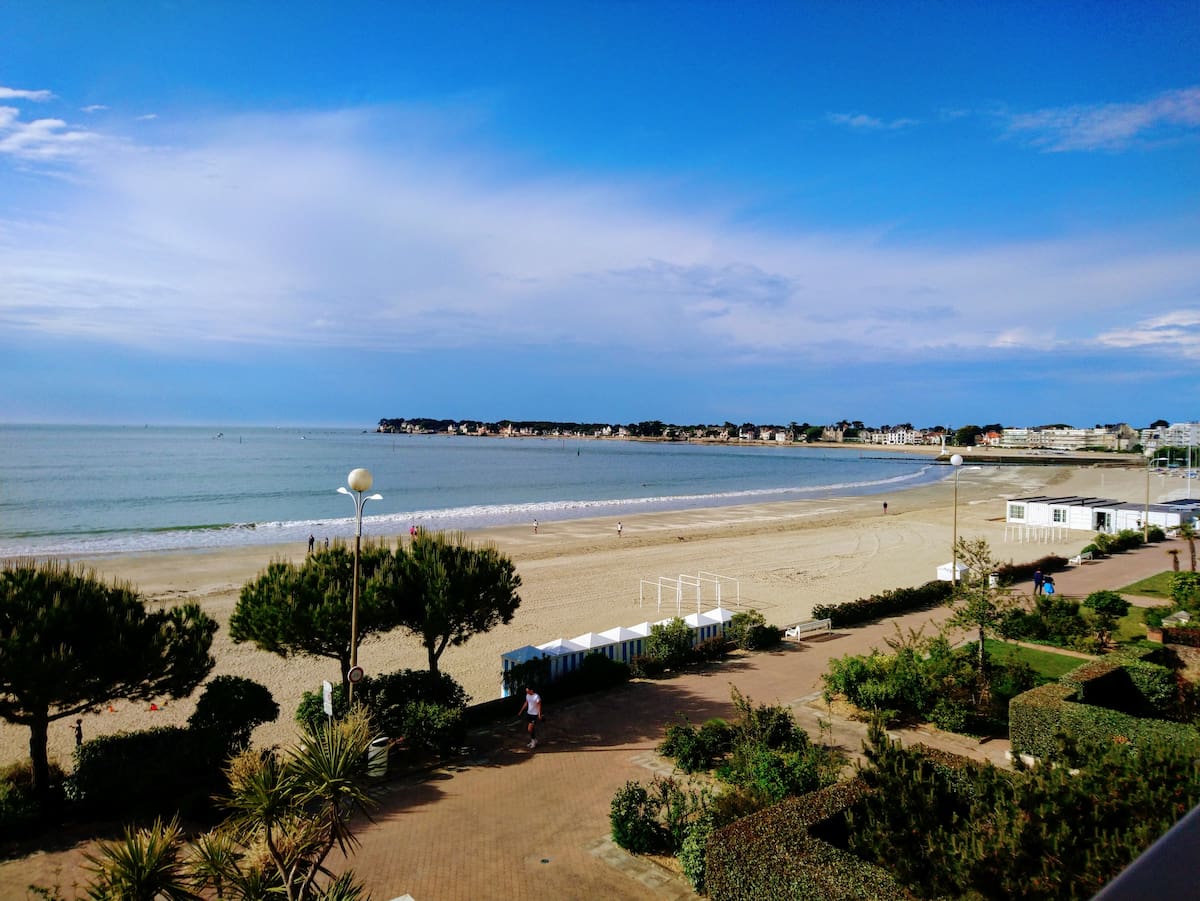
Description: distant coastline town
379,417,1200,456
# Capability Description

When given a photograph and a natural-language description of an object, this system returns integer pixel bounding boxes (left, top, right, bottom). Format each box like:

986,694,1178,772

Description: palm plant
83,817,199,901
62,710,377,901
1179,521,1197,572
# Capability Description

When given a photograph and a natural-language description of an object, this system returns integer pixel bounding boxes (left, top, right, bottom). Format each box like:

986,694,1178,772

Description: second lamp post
339,467,382,703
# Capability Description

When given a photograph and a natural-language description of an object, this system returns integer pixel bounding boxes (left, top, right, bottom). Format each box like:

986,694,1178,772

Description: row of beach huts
500,606,736,698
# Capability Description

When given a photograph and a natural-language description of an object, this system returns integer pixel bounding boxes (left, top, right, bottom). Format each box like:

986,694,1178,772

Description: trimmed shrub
68,726,215,820
812,579,952,628
660,717,733,773
1148,525,1167,542
994,553,1070,584
1170,572,1200,608
188,675,279,758
399,700,464,755
705,782,906,901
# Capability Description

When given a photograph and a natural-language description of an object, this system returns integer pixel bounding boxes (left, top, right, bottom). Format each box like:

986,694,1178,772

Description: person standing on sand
533,519,538,534
518,686,543,748
617,521,623,537
882,502,888,515
308,534,315,553
74,719,83,747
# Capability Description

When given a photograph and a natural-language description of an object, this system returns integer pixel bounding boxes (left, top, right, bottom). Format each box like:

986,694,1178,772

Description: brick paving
0,541,1184,901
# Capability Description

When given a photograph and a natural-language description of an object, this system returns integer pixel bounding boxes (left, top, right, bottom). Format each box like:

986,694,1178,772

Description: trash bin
367,736,389,777
988,573,999,588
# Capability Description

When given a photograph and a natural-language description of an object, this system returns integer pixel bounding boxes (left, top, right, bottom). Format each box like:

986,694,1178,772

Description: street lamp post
950,454,964,585
1144,456,1171,543
338,468,382,703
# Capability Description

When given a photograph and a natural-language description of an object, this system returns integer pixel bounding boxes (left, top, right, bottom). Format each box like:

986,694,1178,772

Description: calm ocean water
0,425,944,557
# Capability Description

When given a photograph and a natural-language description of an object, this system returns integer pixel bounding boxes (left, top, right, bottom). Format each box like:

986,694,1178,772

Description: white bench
1069,551,1094,565
784,618,833,640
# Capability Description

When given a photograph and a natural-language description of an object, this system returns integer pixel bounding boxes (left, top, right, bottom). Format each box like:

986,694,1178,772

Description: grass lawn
1118,570,1177,600
983,639,1082,680
1114,609,1155,643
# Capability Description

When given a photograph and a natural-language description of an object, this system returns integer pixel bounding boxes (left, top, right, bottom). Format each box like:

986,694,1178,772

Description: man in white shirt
518,686,543,748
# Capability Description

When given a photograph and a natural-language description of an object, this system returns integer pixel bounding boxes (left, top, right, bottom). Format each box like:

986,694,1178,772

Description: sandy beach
2,458,1177,771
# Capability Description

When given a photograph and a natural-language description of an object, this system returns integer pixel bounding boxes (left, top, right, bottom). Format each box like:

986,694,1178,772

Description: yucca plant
83,816,199,901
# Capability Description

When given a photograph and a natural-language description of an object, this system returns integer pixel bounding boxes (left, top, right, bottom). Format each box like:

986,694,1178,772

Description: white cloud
1,107,1198,368
137,113,158,121
1097,310,1200,357
827,112,918,131
82,104,109,113
0,86,53,102
1007,86,1200,152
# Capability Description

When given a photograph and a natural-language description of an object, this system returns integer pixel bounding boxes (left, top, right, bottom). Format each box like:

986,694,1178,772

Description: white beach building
1004,495,1199,534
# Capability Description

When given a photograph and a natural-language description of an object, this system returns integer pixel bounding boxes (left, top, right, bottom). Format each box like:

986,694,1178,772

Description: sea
0,425,947,558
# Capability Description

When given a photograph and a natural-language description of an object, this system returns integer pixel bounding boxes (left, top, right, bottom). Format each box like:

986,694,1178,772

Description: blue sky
1,1,1197,429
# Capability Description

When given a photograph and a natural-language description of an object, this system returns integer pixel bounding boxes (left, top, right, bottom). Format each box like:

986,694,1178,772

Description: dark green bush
188,675,278,757
399,700,464,755
1148,525,1167,542
679,813,714,893
0,760,64,839
1170,572,1200,608
298,668,469,737
812,579,952,628
68,726,214,820
609,781,665,853
994,553,1069,584
501,655,552,697
645,617,696,669
705,783,905,901
1144,606,1169,628
550,652,630,699
727,610,783,650
660,718,709,773
628,654,667,678
693,635,729,662
1083,590,1131,618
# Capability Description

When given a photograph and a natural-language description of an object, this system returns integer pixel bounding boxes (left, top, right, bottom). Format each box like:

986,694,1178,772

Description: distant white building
1141,422,1200,454
1005,495,1199,534
998,426,1132,451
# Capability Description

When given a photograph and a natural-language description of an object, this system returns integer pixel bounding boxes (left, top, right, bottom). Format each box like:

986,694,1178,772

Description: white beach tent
936,562,968,582
697,607,734,641
682,612,708,645
598,625,642,662
571,631,617,656
499,645,547,698
537,637,587,680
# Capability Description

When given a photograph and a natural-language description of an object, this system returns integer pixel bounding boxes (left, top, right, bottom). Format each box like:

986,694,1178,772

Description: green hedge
811,580,953,628
67,726,217,819
705,781,907,901
1009,676,1200,761
994,553,1069,584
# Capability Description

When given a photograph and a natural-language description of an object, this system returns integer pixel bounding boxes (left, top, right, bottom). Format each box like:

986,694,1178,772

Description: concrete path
0,543,1183,901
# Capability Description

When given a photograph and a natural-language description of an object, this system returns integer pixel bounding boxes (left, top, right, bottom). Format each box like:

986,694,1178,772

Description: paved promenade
0,540,1182,901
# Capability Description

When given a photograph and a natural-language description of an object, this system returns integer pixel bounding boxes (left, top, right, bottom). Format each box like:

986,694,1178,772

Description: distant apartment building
998,425,1133,451
1141,422,1200,453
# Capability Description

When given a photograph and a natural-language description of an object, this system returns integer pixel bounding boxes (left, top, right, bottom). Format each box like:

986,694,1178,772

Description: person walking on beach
882,502,888,515
308,534,315,554
1033,569,1044,595
617,521,623,538
518,686,543,748
533,519,538,534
